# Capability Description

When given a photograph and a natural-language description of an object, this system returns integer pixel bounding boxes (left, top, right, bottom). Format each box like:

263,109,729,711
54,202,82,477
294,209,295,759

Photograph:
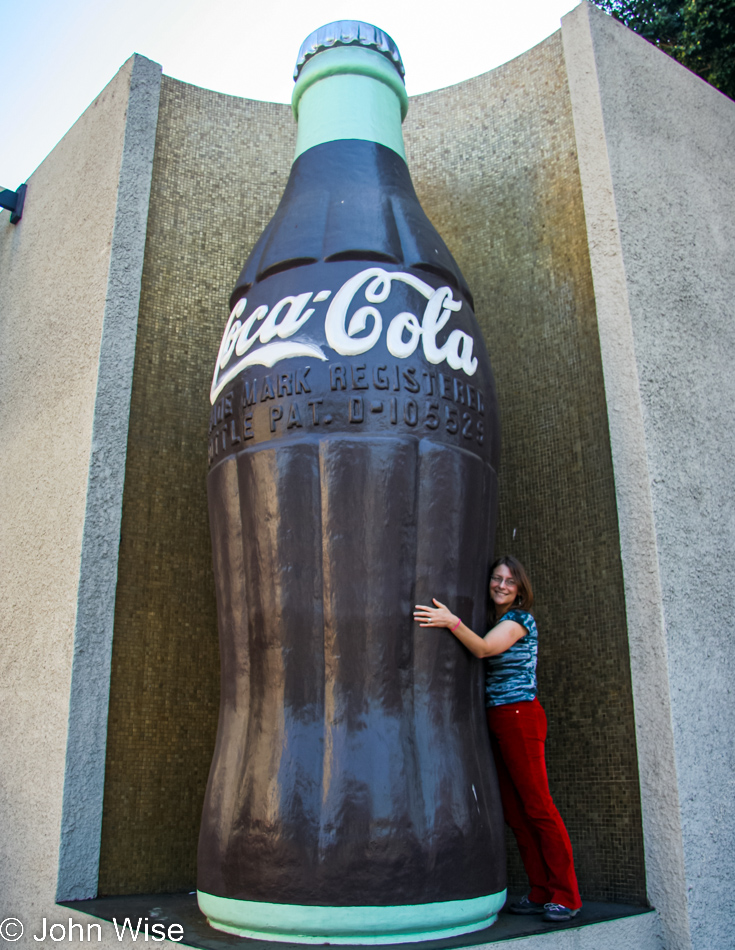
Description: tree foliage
592,0,735,99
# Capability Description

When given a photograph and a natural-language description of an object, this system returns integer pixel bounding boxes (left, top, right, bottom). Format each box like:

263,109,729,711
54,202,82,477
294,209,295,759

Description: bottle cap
294,21,405,82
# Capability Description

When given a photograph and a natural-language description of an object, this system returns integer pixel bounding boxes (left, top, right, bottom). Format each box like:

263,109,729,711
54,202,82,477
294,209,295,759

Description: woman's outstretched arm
413,598,526,658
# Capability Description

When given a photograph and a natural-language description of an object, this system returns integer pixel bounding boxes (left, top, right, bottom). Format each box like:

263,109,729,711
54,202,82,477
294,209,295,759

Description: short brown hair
489,555,534,613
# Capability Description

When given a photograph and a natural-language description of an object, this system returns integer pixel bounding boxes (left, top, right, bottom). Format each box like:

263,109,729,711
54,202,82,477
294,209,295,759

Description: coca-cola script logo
210,267,478,404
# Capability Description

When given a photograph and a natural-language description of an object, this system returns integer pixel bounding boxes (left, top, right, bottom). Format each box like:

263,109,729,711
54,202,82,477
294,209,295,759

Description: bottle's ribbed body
201,429,503,908
199,62,506,942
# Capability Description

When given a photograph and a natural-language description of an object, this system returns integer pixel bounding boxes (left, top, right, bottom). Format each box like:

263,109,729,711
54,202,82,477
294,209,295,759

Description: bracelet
450,617,462,632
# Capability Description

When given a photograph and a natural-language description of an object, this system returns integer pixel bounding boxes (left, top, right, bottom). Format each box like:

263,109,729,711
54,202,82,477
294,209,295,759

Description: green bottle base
197,889,506,945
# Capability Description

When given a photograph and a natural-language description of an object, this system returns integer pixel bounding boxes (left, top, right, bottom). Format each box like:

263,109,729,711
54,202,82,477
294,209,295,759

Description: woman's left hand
413,599,458,629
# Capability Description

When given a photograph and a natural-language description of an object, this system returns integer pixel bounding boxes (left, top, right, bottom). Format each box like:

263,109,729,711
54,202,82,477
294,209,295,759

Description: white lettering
418,288,477,374
212,294,327,402
259,293,314,342
325,269,385,355
210,267,478,404
420,288,456,363
442,329,478,375
216,297,247,371
234,304,268,356
386,311,422,358
211,342,327,403
113,918,143,940
325,268,437,356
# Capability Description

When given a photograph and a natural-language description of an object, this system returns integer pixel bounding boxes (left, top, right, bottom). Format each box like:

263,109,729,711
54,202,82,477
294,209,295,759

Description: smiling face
489,563,519,615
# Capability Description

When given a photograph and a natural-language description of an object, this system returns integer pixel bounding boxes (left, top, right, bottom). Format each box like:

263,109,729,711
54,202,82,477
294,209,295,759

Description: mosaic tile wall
100,32,646,904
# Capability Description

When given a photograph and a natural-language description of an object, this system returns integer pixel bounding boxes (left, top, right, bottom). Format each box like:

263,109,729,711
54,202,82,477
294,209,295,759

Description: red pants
487,697,581,909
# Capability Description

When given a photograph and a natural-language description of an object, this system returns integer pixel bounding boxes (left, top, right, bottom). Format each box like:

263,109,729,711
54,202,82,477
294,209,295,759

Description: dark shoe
543,903,581,922
508,895,546,915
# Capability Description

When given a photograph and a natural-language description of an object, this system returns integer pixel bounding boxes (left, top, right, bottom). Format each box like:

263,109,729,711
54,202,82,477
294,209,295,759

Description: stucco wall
563,6,735,949
0,54,162,946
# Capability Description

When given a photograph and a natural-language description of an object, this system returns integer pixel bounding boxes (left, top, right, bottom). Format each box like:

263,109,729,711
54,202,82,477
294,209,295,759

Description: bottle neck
292,47,409,162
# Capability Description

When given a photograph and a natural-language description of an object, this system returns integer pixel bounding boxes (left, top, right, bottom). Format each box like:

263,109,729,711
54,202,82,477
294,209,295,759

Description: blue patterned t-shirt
484,608,538,707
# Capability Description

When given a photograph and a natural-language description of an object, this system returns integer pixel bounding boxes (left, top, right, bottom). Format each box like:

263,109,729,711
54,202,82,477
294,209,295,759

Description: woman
413,555,582,923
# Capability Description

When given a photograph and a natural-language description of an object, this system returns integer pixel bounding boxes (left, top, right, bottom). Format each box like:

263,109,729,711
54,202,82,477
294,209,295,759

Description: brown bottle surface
200,33,505,922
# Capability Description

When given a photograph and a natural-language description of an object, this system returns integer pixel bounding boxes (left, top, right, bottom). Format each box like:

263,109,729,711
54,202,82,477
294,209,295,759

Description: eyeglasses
490,575,518,589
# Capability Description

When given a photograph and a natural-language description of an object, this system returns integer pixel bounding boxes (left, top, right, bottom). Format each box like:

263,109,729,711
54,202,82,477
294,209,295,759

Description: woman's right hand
413,599,458,629
414,598,525,659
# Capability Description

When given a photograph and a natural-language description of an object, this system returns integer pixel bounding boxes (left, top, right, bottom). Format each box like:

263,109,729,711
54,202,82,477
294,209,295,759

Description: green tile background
99,32,646,905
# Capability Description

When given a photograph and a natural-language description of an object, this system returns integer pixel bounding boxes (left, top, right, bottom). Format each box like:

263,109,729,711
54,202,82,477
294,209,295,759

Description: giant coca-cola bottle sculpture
199,21,506,943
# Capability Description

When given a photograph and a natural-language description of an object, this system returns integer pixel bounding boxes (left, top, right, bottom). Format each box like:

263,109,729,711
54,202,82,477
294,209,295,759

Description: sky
1,0,580,189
